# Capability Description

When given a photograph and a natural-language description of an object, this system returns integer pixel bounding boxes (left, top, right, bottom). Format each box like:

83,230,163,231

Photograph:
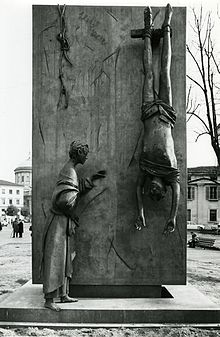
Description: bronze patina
41,141,106,311
132,4,180,234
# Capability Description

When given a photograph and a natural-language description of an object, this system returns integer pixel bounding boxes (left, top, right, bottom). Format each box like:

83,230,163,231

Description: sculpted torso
142,116,177,168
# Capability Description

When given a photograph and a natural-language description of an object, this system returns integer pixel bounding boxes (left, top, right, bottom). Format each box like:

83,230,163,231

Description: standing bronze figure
41,141,106,311
132,4,180,234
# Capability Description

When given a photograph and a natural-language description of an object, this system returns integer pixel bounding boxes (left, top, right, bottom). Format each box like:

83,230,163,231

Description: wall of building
0,184,24,217
187,175,220,227
15,167,32,216
15,169,32,187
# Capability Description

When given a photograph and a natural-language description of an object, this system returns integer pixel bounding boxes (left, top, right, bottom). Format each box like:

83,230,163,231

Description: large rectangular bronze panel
33,5,186,285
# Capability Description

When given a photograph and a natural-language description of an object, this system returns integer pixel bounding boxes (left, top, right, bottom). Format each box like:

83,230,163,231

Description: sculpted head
149,176,166,201
69,141,89,165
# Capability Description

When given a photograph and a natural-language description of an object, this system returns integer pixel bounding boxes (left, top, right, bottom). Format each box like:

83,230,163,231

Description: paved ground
0,223,31,246
0,224,31,298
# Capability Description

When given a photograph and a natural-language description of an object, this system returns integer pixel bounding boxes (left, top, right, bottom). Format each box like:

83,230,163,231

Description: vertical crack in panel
128,128,143,168
38,121,45,146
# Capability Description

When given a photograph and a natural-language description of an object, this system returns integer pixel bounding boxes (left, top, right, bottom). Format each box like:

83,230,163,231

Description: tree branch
187,111,210,132
187,75,204,91
194,131,210,142
186,44,203,78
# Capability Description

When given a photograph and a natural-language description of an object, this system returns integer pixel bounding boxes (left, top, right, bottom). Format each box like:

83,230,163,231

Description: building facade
14,157,32,216
187,166,220,228
0,180,24,218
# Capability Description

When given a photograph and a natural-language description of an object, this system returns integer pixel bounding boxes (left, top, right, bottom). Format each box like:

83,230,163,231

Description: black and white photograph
0,0,220,336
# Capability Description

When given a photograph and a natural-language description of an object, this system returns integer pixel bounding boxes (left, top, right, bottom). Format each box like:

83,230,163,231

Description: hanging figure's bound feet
162,3,173,34
144,6,153,39
164,3,173,24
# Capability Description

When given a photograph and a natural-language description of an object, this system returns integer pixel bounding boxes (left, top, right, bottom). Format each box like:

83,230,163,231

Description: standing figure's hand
91,170,107,181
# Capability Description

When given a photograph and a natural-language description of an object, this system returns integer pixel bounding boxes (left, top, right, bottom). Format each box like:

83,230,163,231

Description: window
16,199,20,205
9,189,12,194
9,199,12,205
209,209,217,222
16,190,20,195
187,186,195,200
206,186,219,200
2,189,5,194
210,186,217,200
21,176,24,183
187,209,191,221
2,198,5,205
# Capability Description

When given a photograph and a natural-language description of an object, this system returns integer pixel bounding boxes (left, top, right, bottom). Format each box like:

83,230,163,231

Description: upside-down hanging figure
134,4,180,234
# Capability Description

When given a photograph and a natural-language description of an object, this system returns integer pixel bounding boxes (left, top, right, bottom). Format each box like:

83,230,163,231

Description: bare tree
187,6,220,165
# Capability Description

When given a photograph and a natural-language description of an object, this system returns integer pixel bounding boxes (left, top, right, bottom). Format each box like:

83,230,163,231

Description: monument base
69,285,172,298
0,281,220,327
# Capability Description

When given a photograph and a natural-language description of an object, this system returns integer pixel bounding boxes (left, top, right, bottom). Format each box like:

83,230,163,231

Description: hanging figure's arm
135,171,147,230
163,181,180,234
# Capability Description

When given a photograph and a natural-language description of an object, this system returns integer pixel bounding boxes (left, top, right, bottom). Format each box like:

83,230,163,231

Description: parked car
187,221,205,231
202,222,220,234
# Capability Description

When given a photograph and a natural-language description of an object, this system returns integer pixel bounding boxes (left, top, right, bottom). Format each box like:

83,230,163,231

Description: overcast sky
0,0,219,182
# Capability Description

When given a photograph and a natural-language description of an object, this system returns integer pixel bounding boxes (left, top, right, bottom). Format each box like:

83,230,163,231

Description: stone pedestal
33,6,186,289
0,282,220,327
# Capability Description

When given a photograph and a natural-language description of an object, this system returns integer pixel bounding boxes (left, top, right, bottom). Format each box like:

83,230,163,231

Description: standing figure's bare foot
163,218,176,235
144,6,153,38
61,295,78,303
44,299,61,312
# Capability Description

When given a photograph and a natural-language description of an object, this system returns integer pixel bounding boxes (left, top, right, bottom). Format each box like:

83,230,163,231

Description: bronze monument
33,3,186,295
41,141,106,311
133,4,180,234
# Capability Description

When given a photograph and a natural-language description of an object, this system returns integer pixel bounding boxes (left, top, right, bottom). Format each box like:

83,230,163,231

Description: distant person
188,231,198,248
12,219,19,238
29,225,32,236
18,219,24,238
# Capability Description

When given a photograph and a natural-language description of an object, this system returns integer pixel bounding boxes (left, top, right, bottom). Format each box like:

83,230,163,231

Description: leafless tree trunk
187,7,220,166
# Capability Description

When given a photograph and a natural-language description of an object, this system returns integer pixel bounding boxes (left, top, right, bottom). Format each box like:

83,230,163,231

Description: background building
0,180,24,218
187,166,220,228
14,156,32,216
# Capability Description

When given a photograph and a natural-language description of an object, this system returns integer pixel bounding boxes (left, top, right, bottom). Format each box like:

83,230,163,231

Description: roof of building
14,156,32,172
0,179,23,187
188,166,220,175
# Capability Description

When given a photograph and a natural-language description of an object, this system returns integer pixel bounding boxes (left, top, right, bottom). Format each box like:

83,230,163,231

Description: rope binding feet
161,23,173,37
